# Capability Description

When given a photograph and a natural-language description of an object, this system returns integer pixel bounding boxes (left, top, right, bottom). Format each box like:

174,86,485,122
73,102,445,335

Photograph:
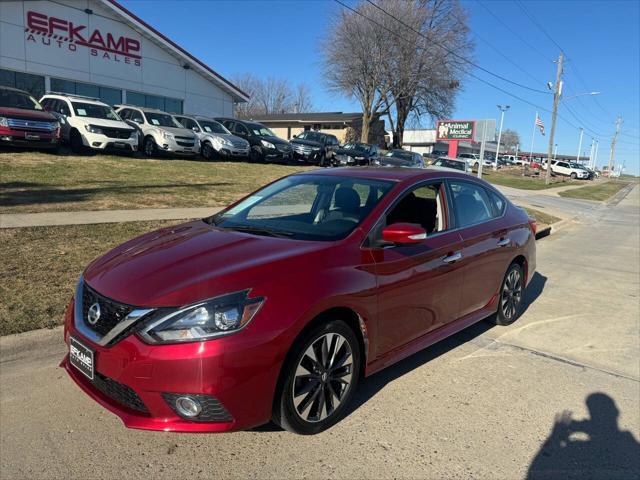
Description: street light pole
553,144,558,160
546,52,564,185
576,128,584,163
494,105,510,171
593,140,599,169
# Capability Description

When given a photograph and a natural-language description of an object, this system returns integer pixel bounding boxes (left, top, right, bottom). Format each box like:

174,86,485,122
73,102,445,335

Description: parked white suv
172,114,249,160
115,105,199,157
543,160,589,179
40,94,138,153
458,153,493,169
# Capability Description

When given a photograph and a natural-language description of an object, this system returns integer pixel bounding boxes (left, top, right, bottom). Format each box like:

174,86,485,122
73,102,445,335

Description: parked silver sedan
373,149,425,168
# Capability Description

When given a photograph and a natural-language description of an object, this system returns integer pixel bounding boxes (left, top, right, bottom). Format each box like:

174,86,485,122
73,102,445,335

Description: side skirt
364,304,497,377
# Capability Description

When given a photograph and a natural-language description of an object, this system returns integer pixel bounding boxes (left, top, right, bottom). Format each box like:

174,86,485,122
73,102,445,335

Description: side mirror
192,126,199,132
382,223,426,245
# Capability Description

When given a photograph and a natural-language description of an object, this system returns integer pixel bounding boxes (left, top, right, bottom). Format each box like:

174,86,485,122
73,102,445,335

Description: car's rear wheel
273,320,361,435
492,263,524,326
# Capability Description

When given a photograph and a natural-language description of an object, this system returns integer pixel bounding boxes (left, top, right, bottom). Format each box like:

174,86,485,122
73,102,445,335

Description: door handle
497,238,510,247
442,252,462,264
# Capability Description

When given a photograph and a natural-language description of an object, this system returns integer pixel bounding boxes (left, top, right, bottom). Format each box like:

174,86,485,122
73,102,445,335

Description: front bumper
81,131,138,151
0,128,59,149
158,137,199,156
61,296,282,433
263,146,292,161
218,145,250,158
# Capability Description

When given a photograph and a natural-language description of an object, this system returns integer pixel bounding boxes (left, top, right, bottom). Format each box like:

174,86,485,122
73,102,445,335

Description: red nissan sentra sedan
62,167,536,435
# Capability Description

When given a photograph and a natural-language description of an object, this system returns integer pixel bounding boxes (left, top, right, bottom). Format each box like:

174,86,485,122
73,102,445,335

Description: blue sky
120,0,640,174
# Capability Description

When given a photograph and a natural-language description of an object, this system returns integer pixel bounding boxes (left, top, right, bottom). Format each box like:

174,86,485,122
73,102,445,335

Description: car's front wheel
201,141,216,160
249,146,263,163
143,136,157,157
570,172,577,179
492,262,524,326
273,320,361,435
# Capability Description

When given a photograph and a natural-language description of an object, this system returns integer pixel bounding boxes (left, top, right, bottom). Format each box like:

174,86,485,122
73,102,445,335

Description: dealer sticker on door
69,336,94,380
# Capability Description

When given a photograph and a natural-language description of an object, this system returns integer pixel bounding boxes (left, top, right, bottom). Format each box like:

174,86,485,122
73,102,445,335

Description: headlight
354,156,365,160
84,124,102,134
130,130,138,141
312,146,321,151
0,117,8,127
261,139,275,149
162,131,174,141
138,290,264,344
372,159,381,165
221,137,233,146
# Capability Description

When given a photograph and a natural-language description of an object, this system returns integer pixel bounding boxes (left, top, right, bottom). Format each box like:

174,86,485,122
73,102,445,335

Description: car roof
293,166,475,183
437,156,465,162
44,93,107,105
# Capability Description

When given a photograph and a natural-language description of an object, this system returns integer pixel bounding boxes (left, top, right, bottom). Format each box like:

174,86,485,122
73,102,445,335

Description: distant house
250,112,386,146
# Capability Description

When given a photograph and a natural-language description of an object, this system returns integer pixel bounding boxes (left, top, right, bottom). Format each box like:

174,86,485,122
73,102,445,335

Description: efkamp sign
436,120,475,140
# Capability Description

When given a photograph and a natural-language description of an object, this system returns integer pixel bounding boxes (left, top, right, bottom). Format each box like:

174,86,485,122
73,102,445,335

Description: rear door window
449,180,496,228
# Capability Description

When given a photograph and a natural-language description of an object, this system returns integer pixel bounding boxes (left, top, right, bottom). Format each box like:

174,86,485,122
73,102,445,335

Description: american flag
535,115,545,136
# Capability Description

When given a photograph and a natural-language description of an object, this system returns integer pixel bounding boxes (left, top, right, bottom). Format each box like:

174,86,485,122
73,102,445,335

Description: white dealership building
0,0,247,115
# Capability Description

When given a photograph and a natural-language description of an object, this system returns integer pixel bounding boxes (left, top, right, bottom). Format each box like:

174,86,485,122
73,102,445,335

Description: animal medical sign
25,11,142,66
436,121,475,141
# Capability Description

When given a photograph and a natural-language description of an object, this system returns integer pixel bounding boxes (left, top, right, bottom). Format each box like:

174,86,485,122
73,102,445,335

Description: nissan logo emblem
87,303,101,325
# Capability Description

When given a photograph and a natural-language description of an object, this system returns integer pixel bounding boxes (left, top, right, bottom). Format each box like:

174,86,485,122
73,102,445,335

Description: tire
474,161,480,170
570,172,577,179
201,141,216,161
69,130,84,153
143,136,157,157
272,319,361,435
249,146,263,163
491,262,525,326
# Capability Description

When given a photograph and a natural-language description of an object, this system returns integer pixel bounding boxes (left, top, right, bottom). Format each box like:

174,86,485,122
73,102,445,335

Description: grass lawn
558,180,631,201
0,151,312,214
479,168,586,190
0,220,182,336
521,207,561,226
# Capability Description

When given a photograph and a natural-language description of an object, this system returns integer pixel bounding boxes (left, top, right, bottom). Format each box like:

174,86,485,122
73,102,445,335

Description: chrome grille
7,118,57,131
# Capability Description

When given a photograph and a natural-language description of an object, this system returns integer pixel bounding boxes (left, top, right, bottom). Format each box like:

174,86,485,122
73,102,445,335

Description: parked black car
215,117,292,162
332,142,381,166
289,131,339,166
374,149,425,168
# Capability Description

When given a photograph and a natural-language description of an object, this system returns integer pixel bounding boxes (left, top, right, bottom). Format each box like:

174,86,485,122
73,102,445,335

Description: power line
353,0,551,95
476,0,553,63
514,0,564,52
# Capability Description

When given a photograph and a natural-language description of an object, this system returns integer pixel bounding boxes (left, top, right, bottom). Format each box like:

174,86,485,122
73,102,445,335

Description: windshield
209,175,394,241
297,131,326,143
0,90,43,111
144,112,180,127
72,102,120,120
434,158,465,171
200,120,229,134
343,143,371,154
385,150,413,161
250,125,276,137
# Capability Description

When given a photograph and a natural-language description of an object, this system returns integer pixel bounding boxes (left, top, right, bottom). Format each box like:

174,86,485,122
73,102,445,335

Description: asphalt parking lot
1,185,638,479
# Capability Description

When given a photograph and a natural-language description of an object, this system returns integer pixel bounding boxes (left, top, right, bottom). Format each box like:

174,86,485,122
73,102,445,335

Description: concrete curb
0,326,63,362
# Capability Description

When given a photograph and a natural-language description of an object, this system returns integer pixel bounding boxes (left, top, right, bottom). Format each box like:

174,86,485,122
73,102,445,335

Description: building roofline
100,0,249,102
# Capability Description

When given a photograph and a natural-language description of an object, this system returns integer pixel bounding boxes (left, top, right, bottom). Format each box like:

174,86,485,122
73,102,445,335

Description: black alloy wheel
273,319,361,435
202,142,215,160
143,137,157,157
492,263,524,325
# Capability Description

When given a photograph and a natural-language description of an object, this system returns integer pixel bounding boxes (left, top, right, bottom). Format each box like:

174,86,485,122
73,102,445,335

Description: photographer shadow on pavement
527,392,640,479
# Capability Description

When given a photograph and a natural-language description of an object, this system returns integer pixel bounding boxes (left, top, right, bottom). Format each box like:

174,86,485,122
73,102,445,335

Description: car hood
158,126,197,137
335,148,370,157
0,107,57,122
76,117,134,130
378,157,413,167
260,135,289,145
83,220,328,307
290,139,323,148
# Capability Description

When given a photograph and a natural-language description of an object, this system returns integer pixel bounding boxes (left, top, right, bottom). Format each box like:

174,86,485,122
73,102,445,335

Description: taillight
528,218,537,235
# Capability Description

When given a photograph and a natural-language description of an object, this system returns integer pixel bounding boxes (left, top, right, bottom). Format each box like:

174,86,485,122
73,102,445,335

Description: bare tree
291,83,314,113
382,0,472,147
322,2,396,142
500,128,520,151
324,0,471,145
233,75,313,118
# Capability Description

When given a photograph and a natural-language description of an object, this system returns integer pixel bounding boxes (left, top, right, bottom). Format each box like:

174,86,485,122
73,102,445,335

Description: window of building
125,91,183,114
50,78,122,106
0,69,45,98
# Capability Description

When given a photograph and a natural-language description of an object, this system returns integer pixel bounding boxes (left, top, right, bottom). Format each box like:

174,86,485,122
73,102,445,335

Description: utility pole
553,144,558,160
593,140,599,169
608,116,623,174
576,128,584,163
494,105,510,170
546,51,564,185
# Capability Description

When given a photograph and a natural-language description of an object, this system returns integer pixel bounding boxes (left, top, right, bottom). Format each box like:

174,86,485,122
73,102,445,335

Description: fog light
174,396,201,418
92,142,101,147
